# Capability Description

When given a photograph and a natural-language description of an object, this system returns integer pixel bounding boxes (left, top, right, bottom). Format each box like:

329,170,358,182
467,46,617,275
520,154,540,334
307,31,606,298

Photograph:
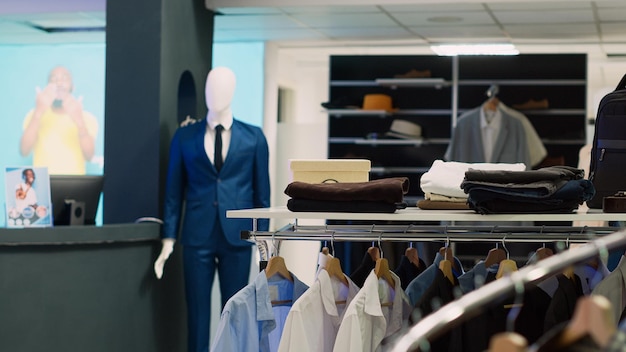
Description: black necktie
214,124,224,172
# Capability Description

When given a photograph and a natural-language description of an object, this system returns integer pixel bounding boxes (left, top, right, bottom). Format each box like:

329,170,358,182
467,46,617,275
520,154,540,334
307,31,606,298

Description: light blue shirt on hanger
211,270,309,352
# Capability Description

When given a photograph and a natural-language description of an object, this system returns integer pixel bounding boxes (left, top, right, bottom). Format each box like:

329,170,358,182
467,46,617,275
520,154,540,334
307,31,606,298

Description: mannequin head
205,66,236,114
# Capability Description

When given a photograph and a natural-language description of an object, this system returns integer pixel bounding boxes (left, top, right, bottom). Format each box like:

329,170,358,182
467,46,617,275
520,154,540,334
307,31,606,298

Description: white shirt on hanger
278,269,360,352
333,270,411,352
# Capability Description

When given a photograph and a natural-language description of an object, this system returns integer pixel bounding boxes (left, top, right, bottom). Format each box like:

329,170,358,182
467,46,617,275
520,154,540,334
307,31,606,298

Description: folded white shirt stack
420,159,527,199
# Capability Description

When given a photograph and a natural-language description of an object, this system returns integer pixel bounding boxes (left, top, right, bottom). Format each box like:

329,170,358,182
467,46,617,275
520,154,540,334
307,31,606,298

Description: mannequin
155,66,271,352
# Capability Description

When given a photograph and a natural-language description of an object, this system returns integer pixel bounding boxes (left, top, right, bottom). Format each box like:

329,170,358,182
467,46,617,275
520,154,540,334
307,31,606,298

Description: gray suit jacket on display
444,106,531,169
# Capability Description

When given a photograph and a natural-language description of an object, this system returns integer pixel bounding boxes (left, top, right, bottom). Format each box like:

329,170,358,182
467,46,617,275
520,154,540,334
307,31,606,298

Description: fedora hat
361,94,397,112
385,119,422,139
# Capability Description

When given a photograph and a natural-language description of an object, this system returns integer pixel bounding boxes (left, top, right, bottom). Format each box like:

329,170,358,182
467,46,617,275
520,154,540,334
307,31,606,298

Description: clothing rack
389,228,626,352
242,223,618,244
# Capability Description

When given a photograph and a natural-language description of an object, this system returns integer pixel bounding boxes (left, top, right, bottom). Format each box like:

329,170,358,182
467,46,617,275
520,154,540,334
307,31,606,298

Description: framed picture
4,167,52,228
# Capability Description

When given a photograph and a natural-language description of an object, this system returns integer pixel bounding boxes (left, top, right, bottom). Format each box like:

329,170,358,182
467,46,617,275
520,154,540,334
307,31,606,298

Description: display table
0,223,186,352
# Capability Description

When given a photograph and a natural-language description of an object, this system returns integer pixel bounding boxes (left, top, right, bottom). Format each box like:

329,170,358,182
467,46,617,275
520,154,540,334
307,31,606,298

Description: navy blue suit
162,118,270,352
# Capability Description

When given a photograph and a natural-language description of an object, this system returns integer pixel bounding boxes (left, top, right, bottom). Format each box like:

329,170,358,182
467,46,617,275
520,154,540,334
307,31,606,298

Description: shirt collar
207,117,233,130
480,104,502,130
318,269,359,317
254,269,309,323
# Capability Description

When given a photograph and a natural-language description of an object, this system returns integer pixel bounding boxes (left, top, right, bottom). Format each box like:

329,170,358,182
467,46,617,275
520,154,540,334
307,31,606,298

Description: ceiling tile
215,14,304,30
214,28,326,42
494,9,594,24
596,7,626,22
215,7,282,15
488,2,590,10
393,11,495,27
505,23,599,39
317,26,416,40
289,12,397,28
280,5,380,14
413,25,508,41
382,3,484,12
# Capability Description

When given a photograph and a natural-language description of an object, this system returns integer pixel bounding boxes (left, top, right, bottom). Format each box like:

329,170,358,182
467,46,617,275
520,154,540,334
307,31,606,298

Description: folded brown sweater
284,177,409,204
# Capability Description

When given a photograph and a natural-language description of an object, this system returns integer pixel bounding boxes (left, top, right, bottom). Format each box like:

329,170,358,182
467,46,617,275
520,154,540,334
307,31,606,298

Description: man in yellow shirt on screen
19,66,98,175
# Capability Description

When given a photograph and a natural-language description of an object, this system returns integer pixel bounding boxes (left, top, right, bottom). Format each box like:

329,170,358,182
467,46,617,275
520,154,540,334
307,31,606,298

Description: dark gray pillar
104,0,214,224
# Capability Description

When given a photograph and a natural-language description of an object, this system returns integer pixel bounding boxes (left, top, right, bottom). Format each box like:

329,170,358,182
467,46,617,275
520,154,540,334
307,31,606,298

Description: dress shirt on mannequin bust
155,66,270,352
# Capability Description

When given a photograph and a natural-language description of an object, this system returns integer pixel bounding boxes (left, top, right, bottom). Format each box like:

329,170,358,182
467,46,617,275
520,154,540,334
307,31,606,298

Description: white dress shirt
204,118,232,164
333,270,411,352
420,159,526,199
278,270,360,352
480,106,502,163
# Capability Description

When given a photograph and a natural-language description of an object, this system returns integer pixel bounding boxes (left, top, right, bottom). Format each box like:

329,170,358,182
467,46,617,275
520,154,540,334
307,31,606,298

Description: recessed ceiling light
430,44,519,56
427,16,463,23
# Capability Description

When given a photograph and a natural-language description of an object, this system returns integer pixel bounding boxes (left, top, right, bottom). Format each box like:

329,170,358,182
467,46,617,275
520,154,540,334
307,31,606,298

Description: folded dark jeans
467,179,595,214
463,166,584,184
467,179,595,203
462,179,569,198
469,198,582,214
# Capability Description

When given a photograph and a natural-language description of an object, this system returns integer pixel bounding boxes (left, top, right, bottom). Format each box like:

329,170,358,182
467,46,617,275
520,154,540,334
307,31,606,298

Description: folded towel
284,177,409,204
287,198,406,213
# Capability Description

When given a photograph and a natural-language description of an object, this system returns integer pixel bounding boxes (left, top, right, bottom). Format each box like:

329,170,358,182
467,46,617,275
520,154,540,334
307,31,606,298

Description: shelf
456,108,585,116
370,166,430,174
328,109,452,116
375,78,450,88
540,139,586,145
458,79,586,86
329,137,449,146
228,206,626,223
326,109,390,117
329,78,450,88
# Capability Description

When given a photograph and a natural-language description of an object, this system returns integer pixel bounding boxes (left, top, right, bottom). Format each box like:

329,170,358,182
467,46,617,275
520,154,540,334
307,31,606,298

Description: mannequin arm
154,238,175,279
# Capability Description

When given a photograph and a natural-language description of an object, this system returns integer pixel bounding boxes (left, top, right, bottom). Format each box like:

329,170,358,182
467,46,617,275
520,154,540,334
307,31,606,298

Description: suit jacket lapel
490,113,510,163
194,121,214,171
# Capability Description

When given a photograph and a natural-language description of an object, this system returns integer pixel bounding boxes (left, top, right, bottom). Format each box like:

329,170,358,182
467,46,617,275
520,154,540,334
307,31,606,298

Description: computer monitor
50,175,104,226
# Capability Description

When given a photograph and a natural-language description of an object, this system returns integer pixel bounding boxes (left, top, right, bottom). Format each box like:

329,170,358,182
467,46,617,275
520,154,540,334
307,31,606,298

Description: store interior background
2,0,626,341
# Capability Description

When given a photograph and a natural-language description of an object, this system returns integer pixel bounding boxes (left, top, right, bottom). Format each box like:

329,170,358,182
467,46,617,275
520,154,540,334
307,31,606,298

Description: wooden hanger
483,96,500,112
562,265,576,280
405,246,420,268
372,242,394,288
375,257,395,288
496,259,518,279
484,247,507,268
368,246,380,261
496,239,518,279
324,257,349,286
438,246,455,284
554,295,616,349
488,332,528,352
265,255,293,282
535,247,554,261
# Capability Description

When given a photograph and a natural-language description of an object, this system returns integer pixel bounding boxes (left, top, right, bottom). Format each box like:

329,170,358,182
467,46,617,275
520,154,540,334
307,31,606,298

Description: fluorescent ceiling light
430,44,519,56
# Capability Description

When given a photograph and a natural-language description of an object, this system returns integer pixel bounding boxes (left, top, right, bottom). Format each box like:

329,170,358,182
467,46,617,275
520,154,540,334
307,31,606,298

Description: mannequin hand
154,238,175,279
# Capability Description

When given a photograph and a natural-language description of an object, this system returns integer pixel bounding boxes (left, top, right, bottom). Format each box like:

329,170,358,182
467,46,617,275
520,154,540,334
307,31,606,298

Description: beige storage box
289,159,371,184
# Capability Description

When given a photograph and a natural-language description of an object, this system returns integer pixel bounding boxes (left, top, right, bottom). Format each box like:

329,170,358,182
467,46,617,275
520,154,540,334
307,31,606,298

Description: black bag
587,75,626,209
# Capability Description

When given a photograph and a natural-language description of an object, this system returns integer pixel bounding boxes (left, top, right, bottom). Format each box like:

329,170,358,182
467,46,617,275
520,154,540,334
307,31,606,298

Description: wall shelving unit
326,54,587,198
